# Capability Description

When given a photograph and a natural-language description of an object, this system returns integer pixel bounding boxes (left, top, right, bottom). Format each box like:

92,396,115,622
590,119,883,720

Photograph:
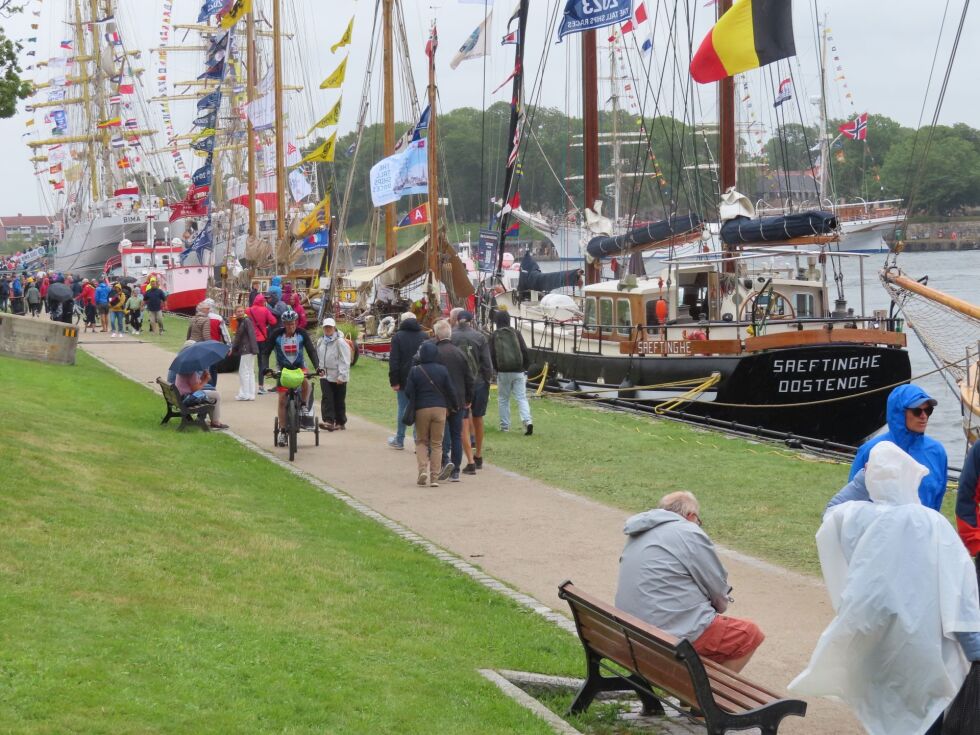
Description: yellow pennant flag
220,0,251,30
330,17,354,54
306,98,342,137
320,57,347,90
25,119,35,127
299,131,336,165
192,127,216,143
292,190,331,240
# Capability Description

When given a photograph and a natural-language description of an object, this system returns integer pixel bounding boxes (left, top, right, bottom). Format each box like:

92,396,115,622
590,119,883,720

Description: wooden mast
272,0,286,263
582,30,601,285
382,0,397,260
246,5,258,239
426,22,439,283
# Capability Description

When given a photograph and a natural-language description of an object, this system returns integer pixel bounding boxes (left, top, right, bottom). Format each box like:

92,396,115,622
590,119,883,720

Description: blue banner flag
558,0,631,42
192,159,212,187
198,60,225,80
198,0,225,23
197,90,221,111
193,110,217,129
191,136,215,154
301,230,330,252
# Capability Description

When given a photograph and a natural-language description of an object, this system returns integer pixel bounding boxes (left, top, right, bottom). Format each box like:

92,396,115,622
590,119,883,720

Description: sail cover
720,211,838,245
347,236,474,298
585,214,702,260
516,252,583,293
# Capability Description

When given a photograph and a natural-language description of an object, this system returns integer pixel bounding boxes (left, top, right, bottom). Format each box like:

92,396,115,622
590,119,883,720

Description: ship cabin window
132,255,143,265
676,271,709,322
616,299,632,336
598,297,613,335
796,292,816,318
161,255,170,265
584,296,597,330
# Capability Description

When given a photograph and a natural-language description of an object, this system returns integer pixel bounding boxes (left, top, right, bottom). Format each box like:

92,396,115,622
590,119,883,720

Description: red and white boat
114,239,210,314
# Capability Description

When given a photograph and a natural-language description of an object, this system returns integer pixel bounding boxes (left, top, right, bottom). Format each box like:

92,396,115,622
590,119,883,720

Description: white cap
401,311,417,321
322,317,337,327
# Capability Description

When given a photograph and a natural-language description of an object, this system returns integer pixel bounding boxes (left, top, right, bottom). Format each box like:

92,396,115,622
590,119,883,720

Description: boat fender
378,315,396,338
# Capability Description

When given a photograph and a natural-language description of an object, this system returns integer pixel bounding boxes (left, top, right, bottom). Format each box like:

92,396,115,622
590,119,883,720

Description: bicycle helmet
281,309,299,322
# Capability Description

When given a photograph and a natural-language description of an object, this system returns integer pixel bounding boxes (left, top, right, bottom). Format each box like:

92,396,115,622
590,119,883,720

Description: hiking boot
474,456,483,469
462,464,477,475
450,470,461,482
437,463,455,482
388,437,405,450
524,422,533,436
417,471,429,486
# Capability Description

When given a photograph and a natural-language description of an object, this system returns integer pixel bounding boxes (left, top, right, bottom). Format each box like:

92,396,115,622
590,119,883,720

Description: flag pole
246,4,258,240
273,0,286,271
383,0,397,260
582,28,601,285
426,23,440,299
718,0,736,274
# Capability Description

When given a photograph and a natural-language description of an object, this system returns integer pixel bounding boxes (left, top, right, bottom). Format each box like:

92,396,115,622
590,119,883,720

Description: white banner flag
288,169,312,202
245,94,274,132
450,13,492,70
369,138,428,207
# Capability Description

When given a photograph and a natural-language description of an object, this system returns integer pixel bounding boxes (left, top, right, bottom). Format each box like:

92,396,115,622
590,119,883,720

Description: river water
537,249,978,463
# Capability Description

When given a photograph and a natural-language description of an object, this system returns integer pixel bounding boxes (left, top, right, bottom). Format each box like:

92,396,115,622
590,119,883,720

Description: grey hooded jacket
614,509,730,641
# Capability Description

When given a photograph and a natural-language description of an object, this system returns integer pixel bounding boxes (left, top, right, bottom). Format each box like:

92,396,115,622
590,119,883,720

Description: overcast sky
0,0,975,215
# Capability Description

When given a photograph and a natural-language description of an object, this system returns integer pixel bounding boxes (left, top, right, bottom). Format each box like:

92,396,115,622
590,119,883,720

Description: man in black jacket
388,312,427,449
451,309,493,472
491,310,533,435
433,319,474,482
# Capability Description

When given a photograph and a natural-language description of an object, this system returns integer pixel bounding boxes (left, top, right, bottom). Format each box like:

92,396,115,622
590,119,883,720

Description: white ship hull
55,213,174,276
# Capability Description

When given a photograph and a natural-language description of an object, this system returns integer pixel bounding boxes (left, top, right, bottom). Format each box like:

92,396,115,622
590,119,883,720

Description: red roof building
0,214,56,242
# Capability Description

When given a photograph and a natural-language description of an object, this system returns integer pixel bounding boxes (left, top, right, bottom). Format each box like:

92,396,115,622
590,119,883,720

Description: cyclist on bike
264,308,321,446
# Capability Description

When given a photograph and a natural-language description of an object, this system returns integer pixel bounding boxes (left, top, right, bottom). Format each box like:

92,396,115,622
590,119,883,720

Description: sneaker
474,456,483,469
277,431,287,447
450,471,461,482
429,481,440,488
524,422,534,436
257,387,267,395
462,464,477,475
388,437,405,450
417,471,429,486
499,425,509,432
437,463,455,482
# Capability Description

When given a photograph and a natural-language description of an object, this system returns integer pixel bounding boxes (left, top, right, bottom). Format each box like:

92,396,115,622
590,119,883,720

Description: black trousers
319,378,347,426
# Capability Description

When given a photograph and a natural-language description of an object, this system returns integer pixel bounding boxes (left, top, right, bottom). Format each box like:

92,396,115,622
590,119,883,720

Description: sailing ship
486,0,911,447
25,1,186,277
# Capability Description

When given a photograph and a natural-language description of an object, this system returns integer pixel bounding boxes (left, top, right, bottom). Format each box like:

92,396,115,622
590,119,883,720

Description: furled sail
585,214,702,260
516,252,583,293
720,211,838,245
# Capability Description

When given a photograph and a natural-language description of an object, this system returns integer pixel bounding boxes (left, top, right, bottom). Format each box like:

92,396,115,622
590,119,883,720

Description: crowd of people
613,383,980,734
0,270,170,336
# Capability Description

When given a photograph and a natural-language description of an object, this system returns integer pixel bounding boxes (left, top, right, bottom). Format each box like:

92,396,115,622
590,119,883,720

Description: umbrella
47,282,73,301
168,340,230,375
118,276,137,285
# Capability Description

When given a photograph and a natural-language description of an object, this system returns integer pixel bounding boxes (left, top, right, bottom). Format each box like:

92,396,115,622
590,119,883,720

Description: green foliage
0,352,581,733
0,21,32,119
880,126,980,214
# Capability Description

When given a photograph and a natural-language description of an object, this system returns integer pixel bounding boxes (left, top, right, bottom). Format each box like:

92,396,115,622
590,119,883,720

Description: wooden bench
156,377,214,431
558,581,806,734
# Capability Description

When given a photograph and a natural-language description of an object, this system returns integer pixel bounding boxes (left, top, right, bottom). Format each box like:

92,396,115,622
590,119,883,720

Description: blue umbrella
168,340,230,375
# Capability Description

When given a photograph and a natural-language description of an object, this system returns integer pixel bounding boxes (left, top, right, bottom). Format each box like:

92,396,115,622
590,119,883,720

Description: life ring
378,315,396,338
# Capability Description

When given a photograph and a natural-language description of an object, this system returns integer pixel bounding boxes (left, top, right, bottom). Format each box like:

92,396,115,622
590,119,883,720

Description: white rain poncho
789,441,980,735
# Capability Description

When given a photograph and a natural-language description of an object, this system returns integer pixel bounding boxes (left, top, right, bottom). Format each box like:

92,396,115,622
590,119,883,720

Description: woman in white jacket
316,317,351,431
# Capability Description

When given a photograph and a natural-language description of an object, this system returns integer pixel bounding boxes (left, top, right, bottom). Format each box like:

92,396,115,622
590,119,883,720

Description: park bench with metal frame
558,581,806,734
155,377,214,431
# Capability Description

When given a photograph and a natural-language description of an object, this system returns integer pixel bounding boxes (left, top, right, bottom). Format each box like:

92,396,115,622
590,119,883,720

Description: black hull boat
528,340,910,446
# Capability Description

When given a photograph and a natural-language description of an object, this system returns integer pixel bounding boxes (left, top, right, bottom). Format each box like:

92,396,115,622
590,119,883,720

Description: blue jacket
267,275,283,300
956,441,980,556
11,278,22,297
405,342,459,412
848,384,948,511
95,283,110,305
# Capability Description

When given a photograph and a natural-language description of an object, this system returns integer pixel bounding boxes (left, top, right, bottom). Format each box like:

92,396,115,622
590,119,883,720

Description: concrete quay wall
0,313,77,365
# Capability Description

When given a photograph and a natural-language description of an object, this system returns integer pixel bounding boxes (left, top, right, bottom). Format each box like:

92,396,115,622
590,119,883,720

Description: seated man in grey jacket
615,491,764,672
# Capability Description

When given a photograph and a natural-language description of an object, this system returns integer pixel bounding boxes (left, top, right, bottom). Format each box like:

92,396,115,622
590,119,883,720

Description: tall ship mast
25,0,186,276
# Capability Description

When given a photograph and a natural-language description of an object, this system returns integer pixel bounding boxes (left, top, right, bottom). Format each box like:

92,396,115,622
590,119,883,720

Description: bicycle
265,368,321,461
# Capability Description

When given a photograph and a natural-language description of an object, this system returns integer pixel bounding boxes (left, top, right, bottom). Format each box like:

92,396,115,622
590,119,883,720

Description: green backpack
494,327,523,372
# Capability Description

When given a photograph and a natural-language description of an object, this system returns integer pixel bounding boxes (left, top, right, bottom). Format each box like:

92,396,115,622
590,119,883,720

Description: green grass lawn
0,353,582,734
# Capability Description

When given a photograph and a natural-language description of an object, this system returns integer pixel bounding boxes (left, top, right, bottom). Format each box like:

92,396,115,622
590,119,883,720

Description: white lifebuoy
378,316,396,338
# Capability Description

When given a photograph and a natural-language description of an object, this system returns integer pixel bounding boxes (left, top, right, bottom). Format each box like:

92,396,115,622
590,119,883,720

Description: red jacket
247,294,277,342
956,441,980,555
81,283,96,306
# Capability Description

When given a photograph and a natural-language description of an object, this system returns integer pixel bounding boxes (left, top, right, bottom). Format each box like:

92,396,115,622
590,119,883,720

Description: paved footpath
81,332,859,734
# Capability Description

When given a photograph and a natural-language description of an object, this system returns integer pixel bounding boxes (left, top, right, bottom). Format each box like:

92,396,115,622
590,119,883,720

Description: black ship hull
528,343,911,446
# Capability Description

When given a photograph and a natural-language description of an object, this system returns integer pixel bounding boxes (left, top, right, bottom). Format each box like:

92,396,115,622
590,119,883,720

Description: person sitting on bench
615,491,764,672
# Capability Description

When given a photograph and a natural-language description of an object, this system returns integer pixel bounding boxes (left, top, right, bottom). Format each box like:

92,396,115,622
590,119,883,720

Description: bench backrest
559,582,700,706
156,378,183,410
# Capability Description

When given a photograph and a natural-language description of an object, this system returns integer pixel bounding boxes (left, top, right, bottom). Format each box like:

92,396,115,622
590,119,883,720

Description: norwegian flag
425,23,437,59
838,113,868,141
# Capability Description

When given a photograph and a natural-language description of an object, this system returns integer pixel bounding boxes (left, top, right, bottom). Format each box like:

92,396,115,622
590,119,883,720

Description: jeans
441,409,463,469
394,389,412,443
497,371,531,429
110,310,125,332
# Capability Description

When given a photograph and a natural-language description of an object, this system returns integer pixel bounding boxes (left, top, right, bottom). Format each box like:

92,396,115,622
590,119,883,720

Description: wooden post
582,29,601,285
426,27,439,282
272,0,286,263
246,6,258,239
383,0,397,260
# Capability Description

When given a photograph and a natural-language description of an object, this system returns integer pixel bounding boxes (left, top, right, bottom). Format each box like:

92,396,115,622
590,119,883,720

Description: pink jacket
247,294,277,342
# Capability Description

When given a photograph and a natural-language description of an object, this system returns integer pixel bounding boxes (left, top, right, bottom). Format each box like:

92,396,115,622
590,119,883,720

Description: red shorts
692,614,764,664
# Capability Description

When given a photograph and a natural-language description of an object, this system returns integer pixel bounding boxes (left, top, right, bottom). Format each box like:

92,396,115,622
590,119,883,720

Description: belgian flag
690,0,795,84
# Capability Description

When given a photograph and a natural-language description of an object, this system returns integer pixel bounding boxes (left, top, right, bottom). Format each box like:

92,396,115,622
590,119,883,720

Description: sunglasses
909,405,934,418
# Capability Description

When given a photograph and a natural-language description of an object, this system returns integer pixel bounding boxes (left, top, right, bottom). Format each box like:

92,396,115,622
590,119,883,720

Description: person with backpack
387,312,428,450
491,309,533,435
451,309,493,473
404,340,459,487
433,318,473,482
